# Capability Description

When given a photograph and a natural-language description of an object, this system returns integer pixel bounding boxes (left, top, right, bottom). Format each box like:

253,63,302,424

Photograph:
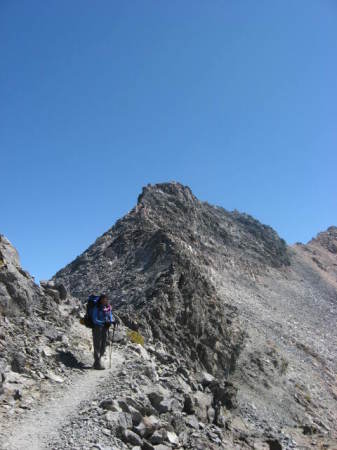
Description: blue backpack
81,295,100,328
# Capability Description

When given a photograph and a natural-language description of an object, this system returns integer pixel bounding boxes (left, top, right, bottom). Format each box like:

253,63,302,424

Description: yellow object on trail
127,330,144,346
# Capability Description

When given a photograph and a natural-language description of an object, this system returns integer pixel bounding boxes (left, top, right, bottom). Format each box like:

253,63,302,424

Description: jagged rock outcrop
53,182,337,447
0,235,41,315
0,235,79,416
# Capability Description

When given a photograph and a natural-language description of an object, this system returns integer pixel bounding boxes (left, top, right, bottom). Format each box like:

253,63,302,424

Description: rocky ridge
0,235,82,426
52,182,337,448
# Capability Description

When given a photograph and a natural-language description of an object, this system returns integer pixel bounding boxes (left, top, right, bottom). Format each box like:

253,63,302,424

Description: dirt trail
1,350,124,450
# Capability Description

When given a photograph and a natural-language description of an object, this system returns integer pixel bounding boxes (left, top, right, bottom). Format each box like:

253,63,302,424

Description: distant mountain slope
53,182,337,446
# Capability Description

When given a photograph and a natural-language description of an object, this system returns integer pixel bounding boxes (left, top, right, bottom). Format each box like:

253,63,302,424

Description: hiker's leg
100,327,108,358
92,326,101,364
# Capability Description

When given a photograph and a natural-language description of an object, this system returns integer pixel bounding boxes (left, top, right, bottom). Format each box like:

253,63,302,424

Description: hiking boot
93,360,105,370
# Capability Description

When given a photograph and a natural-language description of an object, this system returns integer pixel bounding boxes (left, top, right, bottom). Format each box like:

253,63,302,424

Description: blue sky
1,1,336,281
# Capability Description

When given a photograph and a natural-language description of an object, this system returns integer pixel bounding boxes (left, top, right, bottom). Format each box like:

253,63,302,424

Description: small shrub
127,330,144,346
305,394,311,403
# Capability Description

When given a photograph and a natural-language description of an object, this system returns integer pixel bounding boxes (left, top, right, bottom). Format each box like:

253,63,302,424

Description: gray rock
150,429,167,445
129,405,143,426
100,398,121,412
166,431,179,445
199,371,215,387
187,391,213,422
135,415,160,438
153,445,172,450
123,429,143,446
105,411,132,435
185,415,199,430
207,406,215,423
146,385,170,412
11,353,26,374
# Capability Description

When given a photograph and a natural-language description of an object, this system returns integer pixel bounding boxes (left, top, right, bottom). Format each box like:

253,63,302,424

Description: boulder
166,431,179,445
183,394,195,414
11,353,26,374
185,415,199,430
199,371,215,387
100,398,121,412
157,397,181,415
123,429,143,446
129,405,143,426
46,371,64,383
212,381,238,410
135,415,160,438
56,283,67,300
207,406,215,423
191,391,213,422
146,385,170,411
105,411,132,436
150,429,167,444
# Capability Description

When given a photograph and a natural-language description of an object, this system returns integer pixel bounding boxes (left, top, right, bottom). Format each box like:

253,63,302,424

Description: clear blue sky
1,1,336,281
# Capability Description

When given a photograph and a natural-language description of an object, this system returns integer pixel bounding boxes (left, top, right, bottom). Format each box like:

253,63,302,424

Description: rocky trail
0,318,125,450
2,350,124,450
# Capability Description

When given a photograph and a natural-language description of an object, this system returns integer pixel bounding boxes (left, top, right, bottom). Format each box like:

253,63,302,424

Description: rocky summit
1,182,337,450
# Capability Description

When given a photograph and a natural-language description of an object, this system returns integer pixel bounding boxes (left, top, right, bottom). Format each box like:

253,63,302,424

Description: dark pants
92,325,108,363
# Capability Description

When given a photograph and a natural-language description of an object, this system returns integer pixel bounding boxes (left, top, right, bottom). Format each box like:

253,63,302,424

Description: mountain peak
137,181,196,206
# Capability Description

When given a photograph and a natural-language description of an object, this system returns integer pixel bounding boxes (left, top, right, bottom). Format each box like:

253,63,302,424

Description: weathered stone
118,399,130,412
150,429,167,444
183,394,195,414
200,371,215,387
105,411,132,435
189,391,213,422
153,445,172,450
123,429,143,446
157,397,181,415
207,406,215,423
129,405,143,426
11,353,26,374
0,360,6,394
46,372,64,383
100,398,121,412
135,415,160,438
185,415,199,429
166,431,179,445
146,385,170,412
141,442,156,450
213,382,238,410
125,396,148,415
41,346,54,357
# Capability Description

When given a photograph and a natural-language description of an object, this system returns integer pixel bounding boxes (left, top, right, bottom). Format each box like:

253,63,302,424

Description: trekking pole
109,323,116,369
109,326,112,369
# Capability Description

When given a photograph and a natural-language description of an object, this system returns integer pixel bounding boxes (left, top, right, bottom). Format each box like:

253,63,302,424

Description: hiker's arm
92,307,105,326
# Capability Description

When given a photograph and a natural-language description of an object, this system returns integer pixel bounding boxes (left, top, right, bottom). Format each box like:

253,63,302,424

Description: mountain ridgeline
53,183,290,377
53,182,337,444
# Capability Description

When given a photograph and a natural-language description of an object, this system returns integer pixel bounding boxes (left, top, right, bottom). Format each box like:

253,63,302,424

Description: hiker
91,294,114,370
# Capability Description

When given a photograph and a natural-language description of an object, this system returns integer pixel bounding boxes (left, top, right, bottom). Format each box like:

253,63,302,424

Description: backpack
80,295,100,328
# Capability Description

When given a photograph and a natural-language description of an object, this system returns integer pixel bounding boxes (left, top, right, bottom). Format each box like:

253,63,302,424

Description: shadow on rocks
55,350,87,370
